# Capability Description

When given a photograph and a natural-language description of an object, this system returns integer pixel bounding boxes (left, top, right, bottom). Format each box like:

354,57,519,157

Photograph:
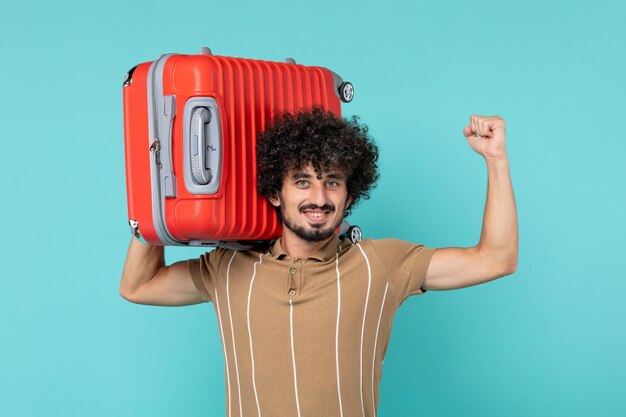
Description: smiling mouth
302,209,332,224
300,207,334,224
303,210,329,217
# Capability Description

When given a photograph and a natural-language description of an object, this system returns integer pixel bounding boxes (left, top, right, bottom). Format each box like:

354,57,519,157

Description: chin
286,222,337,242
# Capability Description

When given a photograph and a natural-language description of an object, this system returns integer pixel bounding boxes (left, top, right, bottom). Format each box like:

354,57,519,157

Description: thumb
463,125,475,139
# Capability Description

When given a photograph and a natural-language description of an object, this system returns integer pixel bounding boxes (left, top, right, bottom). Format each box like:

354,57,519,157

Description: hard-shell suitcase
123,48,355,246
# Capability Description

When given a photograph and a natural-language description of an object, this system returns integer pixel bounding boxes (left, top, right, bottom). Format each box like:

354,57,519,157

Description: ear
346,195,353,209
268,194,281,207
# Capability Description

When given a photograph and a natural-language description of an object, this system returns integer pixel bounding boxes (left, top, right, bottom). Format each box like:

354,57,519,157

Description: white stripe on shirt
335,251,344,417
214,282,232,417
225,251,244,417
289,298,302,417
247,254,265,417
356,243,372,417
371,282,389,416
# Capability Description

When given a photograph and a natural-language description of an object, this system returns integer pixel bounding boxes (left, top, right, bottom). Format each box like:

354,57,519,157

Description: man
120,107,518,417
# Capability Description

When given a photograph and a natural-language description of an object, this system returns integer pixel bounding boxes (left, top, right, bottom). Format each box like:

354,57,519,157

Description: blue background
1,0,624,416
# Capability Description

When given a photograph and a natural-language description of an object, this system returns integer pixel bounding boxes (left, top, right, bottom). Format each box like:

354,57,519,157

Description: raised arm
423,115,518,291
119,237,205,306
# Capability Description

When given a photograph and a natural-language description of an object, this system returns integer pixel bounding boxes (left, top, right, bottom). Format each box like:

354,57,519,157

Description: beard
280,202,343,242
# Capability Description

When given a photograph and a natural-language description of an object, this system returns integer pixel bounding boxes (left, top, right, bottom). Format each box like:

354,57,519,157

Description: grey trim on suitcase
183,97,223,195
330,70,344,99
188,240,270,250
147,54,181,246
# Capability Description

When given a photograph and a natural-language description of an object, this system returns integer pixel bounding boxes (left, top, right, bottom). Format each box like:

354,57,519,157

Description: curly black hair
256,107,379,215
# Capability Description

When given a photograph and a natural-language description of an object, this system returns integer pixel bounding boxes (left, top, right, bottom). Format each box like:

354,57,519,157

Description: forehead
286,163,347,180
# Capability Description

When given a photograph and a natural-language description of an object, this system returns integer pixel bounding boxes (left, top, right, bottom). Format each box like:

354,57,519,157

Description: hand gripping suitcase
123,47,355,247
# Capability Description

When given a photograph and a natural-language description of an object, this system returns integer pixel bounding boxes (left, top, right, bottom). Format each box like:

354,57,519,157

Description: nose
309,182,329,206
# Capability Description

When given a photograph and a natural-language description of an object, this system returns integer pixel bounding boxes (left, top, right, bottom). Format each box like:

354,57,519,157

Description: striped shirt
188,234,435,417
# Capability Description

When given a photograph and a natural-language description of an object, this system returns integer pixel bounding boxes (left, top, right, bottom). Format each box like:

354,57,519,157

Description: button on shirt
188,235,435,417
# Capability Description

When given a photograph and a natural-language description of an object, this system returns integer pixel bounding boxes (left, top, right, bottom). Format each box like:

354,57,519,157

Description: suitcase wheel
346,225,362,244
339,82,354,103
128,219,148,244
123,65,138,87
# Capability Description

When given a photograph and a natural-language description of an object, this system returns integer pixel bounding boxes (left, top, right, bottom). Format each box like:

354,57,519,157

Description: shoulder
194,247,237,270
342,238,414,261
199,246,229,261
191,245,270,275
357,238,435,268
360,238,424,252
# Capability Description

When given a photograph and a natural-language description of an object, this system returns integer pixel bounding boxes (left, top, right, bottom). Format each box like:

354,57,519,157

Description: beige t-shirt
188,235,435,417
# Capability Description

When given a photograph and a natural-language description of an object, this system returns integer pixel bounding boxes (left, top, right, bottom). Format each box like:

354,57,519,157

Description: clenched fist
463,115,507,160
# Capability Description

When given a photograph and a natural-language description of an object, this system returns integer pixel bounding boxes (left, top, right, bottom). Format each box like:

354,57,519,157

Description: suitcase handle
191,107,214,185
183,97,223,194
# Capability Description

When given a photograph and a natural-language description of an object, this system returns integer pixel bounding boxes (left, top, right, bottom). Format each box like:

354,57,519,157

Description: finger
475,116,483,136
482,117,505,137
470,115,479,136
463,125,474,138
476,115,500,137
478,119,490,137
488,117,506,131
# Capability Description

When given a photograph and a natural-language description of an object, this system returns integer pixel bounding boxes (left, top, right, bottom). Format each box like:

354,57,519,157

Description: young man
120,108,518,417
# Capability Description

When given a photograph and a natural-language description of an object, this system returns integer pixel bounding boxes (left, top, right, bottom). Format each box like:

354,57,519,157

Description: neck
280,227,335,259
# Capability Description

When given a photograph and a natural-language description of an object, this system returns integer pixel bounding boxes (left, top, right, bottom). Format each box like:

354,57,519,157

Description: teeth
305,212,325,218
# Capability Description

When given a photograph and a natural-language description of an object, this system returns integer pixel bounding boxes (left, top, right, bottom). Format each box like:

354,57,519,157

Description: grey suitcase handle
190,107,213,185
183,97,223,194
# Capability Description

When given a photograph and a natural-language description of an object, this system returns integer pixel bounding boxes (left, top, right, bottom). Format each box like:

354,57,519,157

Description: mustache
299,203,335,213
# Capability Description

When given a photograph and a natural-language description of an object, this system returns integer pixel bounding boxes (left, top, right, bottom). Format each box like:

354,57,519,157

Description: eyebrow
290,172,346,180
290,172,314,180
325,173,346,180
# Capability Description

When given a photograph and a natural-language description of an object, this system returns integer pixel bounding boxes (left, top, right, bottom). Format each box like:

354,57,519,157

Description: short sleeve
371,239,436,303
187,248,226,303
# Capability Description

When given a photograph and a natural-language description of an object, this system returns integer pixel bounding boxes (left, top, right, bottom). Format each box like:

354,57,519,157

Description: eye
295,179,309,187
326,180,340,188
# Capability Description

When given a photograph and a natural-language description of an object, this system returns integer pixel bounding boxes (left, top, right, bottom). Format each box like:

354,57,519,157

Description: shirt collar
270,234,342,262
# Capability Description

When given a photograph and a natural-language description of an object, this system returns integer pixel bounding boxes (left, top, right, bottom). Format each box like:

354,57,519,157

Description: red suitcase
123,47,354,246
